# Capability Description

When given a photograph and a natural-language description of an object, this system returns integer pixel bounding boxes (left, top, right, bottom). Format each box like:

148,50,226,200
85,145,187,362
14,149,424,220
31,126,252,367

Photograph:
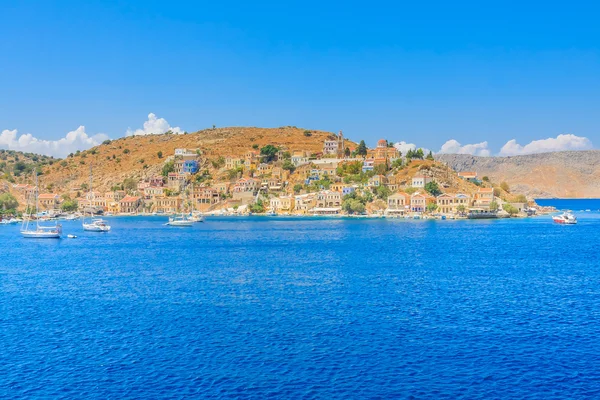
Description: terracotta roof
478,188,493,193
38,193,58,199
458,171,477,177
120,196,141,203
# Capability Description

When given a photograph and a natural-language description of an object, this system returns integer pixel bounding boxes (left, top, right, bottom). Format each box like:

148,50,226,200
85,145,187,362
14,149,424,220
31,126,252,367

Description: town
3,130,534,220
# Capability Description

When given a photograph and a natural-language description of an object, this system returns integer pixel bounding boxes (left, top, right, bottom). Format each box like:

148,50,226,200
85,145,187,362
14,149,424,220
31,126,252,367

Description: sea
2,209,600,398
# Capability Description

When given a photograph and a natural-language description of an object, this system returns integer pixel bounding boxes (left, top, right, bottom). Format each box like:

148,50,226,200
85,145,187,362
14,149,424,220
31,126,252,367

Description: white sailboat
189,183,204,223
21,172,62,239
167,184,193,226
82,165,111,232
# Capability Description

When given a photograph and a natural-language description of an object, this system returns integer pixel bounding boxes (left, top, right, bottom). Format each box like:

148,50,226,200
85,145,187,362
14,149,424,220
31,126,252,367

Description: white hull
21,230,61,239
83,224,111,232
167,220,193,227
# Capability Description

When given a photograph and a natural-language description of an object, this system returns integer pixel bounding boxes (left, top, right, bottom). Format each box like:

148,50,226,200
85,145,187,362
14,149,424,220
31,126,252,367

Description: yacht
552,211,577,225
166,184,193,226
83,165,111,232
21,172,62,238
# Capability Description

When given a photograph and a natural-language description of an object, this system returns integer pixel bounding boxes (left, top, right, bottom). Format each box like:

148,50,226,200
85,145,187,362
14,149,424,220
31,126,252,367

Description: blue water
2,215,600,398
536,198,600,211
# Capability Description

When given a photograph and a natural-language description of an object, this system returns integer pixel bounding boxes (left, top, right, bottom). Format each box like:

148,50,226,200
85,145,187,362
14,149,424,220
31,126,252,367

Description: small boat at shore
552,211,577,225
21,172,62,239
83,166,111,232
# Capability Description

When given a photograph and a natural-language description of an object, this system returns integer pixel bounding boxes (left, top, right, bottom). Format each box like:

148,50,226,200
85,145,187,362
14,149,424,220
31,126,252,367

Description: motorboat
552,211,577,225
167,215,193,226
83,218,111,232
82,165,111,232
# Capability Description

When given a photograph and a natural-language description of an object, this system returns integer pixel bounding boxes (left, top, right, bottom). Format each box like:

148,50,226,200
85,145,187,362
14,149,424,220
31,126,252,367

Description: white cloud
126,113,183,136
0,126,109,158
393,141,417,155
499,134,593,156
438,139,491,157
393,141,431,156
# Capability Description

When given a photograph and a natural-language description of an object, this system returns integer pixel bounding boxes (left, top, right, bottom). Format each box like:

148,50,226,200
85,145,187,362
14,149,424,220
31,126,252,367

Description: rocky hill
10,126,350,194
436,151,600,198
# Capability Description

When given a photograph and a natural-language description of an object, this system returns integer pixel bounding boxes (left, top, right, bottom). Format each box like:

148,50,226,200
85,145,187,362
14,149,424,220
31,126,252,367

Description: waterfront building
38,193,60,210
410,192,434,212
437,193,455,214
154,196,182,214
270,196,295,213
294,193,317,214
105,190,126,203
192,187,219,211
474,188,495,209
119,196,142,214
386,192,411,215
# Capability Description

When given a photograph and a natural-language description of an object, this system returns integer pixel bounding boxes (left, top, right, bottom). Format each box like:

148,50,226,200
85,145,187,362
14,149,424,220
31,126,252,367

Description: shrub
123,149,130,154
157,151,163,159
500,181,510,192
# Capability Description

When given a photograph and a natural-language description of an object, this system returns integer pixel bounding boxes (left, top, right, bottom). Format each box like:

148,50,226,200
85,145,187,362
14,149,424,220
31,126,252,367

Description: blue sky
1,0,599,157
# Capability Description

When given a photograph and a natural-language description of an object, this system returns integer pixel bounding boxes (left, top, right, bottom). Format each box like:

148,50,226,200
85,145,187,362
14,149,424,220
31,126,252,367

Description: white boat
189,213,204,223
83,218,111,232
552,211,577,225
166,183,194,226
21,172,62,239
83,165,111,232
167,215,193,226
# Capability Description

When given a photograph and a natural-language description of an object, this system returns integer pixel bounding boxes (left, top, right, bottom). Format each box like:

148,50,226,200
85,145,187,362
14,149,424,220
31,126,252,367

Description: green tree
373,163,388,175
424,181,442,196
252,144,259,150
489,201,499,211
162,160,175,177
293,183,303,194
123,178,137,192
344,147,351,157
61,199,78,212
342,198,366,214
500,181,510,192
260,145,279,163
515,194,527,203
282,159,296,173
391,158,403,169
102,139,112,145
415,148,425,159
375,185,391,200
426,202,438,213
482,176,490,182
303,130,312,137
357,140,368,157
503,203,518,215
426,151,434,160
123,148,130,154
0,193,19,210
456,204,466,214
249,199,265,213
157,151,163,159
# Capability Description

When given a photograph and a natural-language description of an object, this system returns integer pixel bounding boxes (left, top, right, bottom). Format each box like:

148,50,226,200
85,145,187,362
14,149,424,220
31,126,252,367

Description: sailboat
188,183,204,223
82,165,111,232
166,184,193,226
21,172,62,238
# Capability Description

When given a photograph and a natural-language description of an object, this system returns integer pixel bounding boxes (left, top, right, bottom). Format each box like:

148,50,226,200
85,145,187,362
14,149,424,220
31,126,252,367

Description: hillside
436,151,600,198
11,126,350,194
